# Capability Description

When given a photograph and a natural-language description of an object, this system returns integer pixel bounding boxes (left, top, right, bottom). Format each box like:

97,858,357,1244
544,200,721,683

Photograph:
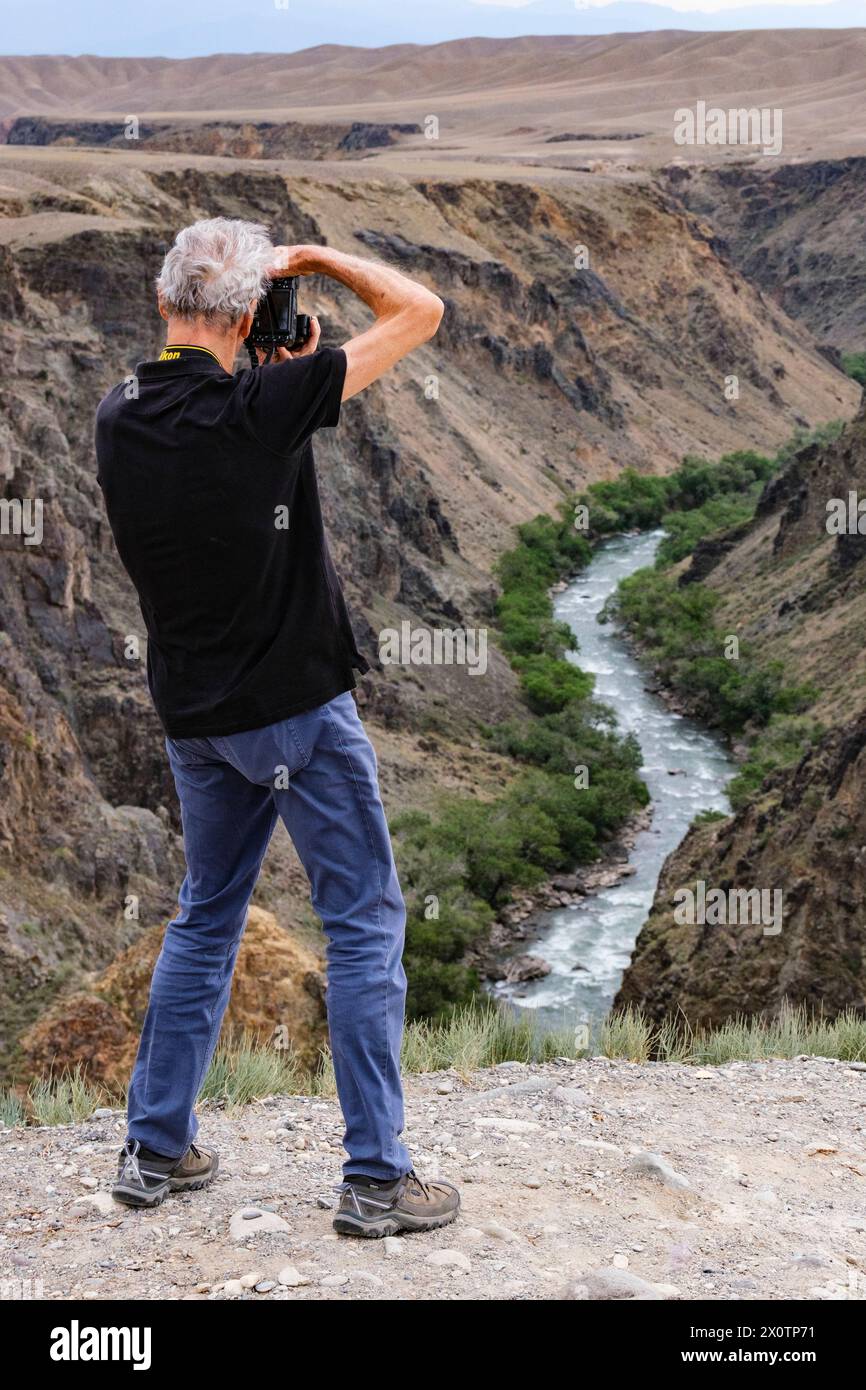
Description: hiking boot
112,1138,219,1209
333,1170,460,1238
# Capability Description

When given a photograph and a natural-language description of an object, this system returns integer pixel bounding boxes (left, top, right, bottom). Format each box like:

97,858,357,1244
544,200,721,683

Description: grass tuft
8,1002,865,1127
199,1034,305,1109
27,1065,114,1126
0,1089,26,1127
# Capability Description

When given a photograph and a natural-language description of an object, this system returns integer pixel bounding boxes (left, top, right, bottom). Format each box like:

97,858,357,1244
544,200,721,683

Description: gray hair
156,217,274,327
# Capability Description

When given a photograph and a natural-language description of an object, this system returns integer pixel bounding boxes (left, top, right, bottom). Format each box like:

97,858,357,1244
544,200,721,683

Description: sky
1,0,862,57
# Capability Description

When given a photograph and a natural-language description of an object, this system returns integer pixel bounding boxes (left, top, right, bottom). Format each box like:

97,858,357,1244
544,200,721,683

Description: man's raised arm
270,245,444,399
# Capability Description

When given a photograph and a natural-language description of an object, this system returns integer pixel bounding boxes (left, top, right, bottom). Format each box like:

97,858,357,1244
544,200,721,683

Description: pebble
240,1271,264,1288
426,1250,471,1272
562,1267,667,1301
255,1280,277,1293
70,1192,117,1218
551,1087,592,1107
320,1274,349,1288
478,1220,520,1243
223,1280,245,1297
575,1137,622,1154
278,1266,307,1287
229,1208,290,1240
500,1078,558,1097
382,1237,404,1257
248,1164,270,1176
627,1151,690,1191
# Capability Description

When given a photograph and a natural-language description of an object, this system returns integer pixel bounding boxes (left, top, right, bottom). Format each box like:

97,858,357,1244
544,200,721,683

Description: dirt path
2,1057,865,1302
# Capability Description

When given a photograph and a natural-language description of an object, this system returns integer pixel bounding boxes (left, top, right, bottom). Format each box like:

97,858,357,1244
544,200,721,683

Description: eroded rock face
617,716,866,1026
663,158,866,353
618,403,866,1026
5,117,423,162
21,907,328,1085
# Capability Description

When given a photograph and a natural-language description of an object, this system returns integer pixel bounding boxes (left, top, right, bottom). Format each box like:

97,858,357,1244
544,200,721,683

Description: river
495,529,735,1029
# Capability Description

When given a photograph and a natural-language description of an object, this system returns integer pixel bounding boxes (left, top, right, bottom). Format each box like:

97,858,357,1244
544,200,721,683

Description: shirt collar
136,345,232,378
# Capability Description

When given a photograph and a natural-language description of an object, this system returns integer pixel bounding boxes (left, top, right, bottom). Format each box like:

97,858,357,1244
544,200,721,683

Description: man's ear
239,307,254,341
157,295,170,323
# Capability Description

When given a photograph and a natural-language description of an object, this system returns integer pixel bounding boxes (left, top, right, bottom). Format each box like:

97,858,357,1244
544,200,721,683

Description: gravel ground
2,1057,865,1302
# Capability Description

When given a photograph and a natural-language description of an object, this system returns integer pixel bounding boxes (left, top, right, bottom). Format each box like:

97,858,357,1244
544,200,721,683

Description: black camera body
245,276,312,366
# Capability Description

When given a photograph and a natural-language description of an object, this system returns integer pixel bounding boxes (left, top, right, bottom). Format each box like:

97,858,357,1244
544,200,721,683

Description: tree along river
495,529,734,1029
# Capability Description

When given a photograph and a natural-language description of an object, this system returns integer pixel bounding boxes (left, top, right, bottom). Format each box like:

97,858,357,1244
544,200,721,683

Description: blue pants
126,691,411,1181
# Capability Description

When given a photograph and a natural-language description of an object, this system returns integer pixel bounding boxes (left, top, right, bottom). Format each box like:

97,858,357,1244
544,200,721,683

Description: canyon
0,34,864,1080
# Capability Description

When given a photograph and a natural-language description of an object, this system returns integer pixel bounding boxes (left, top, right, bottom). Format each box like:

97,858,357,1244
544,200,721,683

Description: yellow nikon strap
158,345,222,364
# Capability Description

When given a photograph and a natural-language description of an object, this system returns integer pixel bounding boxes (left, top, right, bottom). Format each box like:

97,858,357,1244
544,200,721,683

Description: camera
245,276,312,366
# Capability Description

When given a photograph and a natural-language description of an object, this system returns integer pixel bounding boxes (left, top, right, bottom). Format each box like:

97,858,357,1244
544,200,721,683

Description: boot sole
111,1181,170,1209
333,1206,459,1239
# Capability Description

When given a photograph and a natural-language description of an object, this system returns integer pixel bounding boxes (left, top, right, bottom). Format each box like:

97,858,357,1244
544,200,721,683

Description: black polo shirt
95,344,369,738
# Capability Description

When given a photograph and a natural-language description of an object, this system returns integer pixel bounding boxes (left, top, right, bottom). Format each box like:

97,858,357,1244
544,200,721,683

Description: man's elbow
411,291,445,343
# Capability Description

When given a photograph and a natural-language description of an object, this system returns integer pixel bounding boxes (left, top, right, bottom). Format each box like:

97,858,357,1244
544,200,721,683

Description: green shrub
656,492,757,567
487,699,642,777
580,431,843,546
494,509,590,691
727,715,825,809
513,653,594,713
612,569,815,734
843,352,866,387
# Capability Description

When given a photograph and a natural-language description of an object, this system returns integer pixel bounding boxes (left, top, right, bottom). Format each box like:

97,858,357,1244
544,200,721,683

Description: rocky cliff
4,117,423,161
0,142,859,1077
617,398,866,1025
663,158,866,354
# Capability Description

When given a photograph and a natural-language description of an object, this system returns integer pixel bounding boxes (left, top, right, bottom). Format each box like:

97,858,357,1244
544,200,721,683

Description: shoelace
118,1138,183,1185
407,1170,432,1199
118,1139,144,1187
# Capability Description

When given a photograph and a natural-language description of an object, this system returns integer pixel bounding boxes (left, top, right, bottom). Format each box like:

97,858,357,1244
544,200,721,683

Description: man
96,218,459,1238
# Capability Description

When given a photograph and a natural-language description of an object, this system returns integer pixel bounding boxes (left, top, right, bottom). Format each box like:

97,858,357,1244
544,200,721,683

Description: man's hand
267,245,320,279
255,316,322,365
272,246,443,401
264,244,444,398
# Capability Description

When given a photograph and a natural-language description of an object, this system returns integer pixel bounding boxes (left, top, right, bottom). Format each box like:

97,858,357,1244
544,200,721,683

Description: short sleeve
239,346,347,457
